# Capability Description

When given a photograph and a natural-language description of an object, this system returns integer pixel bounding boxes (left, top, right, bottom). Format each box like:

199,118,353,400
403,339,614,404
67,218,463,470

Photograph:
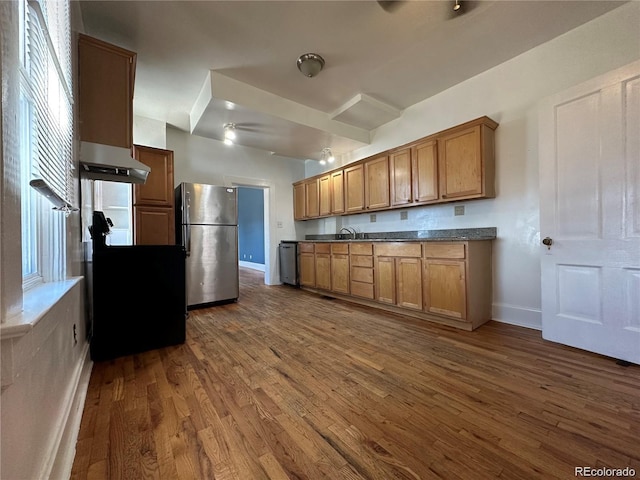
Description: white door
539,61,640,364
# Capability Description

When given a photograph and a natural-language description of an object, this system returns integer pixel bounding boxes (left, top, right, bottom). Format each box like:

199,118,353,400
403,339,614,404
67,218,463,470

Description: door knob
542,237,553,249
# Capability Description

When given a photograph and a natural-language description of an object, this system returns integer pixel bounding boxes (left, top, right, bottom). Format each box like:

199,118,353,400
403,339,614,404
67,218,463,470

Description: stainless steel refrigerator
175,183,239,307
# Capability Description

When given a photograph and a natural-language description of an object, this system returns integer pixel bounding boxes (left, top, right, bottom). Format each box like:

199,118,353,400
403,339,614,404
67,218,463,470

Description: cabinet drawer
374,242,422,257
351,266,374,283
423,243,466,259
331,243,349,254
315,243,331,254
350,243,373,255
299,243,315,253
351,255,373,268
351,281,374,299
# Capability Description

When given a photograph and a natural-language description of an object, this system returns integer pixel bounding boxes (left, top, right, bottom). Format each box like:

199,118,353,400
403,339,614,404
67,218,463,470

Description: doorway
237,186,265,271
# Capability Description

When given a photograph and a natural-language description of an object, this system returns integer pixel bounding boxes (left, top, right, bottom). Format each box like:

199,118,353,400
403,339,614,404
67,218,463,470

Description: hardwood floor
71,268,640,479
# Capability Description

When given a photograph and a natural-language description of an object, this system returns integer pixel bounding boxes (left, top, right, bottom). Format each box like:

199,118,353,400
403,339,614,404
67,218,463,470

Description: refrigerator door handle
184,225,191,257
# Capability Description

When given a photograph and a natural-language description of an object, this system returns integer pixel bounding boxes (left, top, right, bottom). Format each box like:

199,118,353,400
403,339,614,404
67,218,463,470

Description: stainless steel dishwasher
278,242,299,286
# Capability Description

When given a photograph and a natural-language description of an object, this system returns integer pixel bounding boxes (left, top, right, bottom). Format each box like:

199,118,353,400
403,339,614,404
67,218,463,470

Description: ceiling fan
377,0,478,18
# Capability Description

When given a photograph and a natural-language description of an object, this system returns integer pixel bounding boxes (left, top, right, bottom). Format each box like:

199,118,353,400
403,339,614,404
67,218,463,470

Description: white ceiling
79,0,624,161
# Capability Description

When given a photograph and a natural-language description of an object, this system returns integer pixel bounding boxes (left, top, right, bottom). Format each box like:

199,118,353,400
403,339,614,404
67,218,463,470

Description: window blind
23,0,73,205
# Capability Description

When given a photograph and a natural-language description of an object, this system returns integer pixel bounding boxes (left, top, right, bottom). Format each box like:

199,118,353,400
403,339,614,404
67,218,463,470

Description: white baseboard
239,260,265,272
492,303,542,330
46,343,93,480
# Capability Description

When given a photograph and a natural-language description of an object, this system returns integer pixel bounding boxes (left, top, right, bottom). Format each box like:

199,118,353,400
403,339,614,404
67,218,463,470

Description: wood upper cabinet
132,145,174,244
305,179,320,218
345,164,364,212
365,155,390,210
330,170,345,214
438,119,497,201
390,148,412,206
294,183,305,220
319,175,331,217
133,145,174,206
78,34,136,149
412,140,439,204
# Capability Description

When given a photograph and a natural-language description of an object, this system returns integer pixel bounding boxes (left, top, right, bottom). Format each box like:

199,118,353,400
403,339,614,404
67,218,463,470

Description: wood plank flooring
71,268,640,479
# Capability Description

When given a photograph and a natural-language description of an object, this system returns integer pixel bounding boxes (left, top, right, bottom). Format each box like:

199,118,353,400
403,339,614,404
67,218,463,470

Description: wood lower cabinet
299,239,492,331
315,243,331,290
350,243,374,299
299,243,315,287
423,241,492,329
133,206,174,245
331,244,349,294
375,243,423,311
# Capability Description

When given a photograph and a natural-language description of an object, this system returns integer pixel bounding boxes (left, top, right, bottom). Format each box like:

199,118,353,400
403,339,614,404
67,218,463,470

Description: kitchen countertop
281,227,497,243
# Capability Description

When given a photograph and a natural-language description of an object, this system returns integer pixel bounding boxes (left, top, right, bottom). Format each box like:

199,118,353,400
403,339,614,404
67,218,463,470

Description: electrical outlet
454,205,465,216
243,254,246,259
400,211,408,220
276,221,283,228
249,254,252,260
370,214,377,223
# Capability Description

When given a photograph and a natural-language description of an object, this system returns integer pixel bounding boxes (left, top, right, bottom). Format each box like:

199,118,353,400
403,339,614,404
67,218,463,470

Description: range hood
80,142,150,184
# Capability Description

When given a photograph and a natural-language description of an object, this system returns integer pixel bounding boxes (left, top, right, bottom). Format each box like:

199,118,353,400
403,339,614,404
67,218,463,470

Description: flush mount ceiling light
223,123,236,145
319,147,335,165
297,53,325,78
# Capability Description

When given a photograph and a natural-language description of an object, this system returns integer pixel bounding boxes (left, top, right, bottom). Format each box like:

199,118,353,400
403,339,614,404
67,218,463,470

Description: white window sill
1,277,82,340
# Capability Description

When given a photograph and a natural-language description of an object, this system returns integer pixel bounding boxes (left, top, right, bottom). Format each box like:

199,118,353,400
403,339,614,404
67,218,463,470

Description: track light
223,123,236,145
320,147,335,165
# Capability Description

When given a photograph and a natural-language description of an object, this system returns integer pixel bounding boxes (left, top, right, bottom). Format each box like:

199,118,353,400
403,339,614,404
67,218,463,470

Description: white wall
167,127,307,285
134,115,167,149
302,2,640,329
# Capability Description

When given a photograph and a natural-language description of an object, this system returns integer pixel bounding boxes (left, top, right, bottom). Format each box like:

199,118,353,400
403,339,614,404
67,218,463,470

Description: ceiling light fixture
319,147,335,166
453,0,462,12
223,123,236,145
297,53,325,78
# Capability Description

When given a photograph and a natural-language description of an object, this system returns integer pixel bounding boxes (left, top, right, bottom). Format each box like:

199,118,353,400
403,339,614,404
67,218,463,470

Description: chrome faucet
338,227,356,239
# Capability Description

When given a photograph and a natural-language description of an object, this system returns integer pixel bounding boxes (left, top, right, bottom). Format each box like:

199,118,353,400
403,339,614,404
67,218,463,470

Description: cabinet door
375,256,396,305
423,259,467,320
396,258,423,310
133,146,174,206
134,206,175,245
438,125,482,200
331,254,350,294
413,140,439,203
319,175,331,216
365,155,390,210
315,254,331,290
390,148,412,206
306,179,320,218
294,183,305,220
299,253,316,287
344,164,364,212
78,34,135,149
330,170,345,214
